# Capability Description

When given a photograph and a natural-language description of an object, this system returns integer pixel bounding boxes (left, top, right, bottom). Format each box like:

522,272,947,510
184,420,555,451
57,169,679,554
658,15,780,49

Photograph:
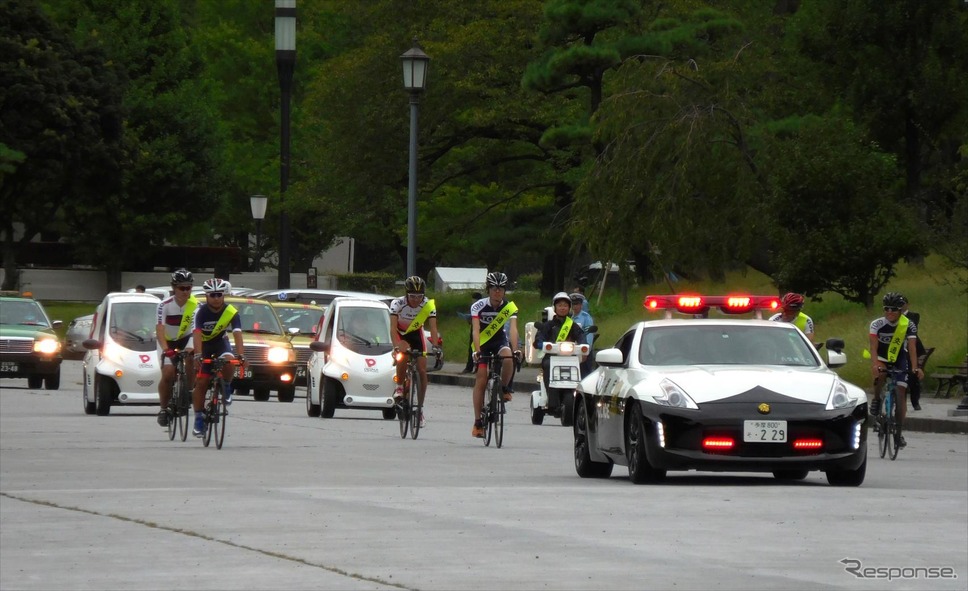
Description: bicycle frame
166,351,191,442
200,356,238,449
393,348,440,440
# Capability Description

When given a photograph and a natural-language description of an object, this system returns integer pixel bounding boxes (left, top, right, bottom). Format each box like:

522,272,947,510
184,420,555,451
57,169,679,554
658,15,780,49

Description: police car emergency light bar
643,295,781,319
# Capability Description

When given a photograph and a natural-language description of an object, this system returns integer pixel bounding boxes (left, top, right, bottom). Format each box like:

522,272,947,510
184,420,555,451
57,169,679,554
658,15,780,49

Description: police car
574,295,868,486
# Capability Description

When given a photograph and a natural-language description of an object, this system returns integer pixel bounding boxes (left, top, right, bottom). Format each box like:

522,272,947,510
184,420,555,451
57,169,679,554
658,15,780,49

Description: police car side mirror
825,338,845,354
595,348,624,367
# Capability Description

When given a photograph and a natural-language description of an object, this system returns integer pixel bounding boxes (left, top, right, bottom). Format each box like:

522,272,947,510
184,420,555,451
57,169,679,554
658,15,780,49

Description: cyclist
389,276,440,428
534,292,587,390
155,269,198,427
769,292,815,342
869,292,923,448
470,272,521,438
190,278,245,437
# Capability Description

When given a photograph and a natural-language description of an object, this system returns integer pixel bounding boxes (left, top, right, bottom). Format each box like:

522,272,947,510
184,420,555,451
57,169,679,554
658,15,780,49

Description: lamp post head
275,0,296,53
250,195,268,221
400,38,430,92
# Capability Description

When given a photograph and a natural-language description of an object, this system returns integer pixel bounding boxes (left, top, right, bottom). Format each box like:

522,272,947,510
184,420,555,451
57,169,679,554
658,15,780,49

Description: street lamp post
275,0,296,289
400,38,430,278
250,195,268,271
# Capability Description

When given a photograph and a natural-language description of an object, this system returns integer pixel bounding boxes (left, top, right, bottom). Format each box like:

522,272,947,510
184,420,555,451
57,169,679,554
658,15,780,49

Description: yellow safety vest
555,317,575,343
886,314,909,364
403,299,435,335
479,302,518,345
176,296,198,339
793,312,809,333
201,305,238,342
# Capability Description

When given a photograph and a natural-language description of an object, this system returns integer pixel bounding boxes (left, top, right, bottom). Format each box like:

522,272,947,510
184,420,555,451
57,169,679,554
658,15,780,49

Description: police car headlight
652,379,699,410
34,338,61,355
825,380,858,410
267,346,291,364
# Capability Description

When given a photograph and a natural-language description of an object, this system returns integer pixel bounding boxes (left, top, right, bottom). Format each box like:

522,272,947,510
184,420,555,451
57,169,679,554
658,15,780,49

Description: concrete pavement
428,362,968,434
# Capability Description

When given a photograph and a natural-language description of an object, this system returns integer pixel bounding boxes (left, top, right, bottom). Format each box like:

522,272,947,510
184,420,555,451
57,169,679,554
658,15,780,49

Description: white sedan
574,295,869,486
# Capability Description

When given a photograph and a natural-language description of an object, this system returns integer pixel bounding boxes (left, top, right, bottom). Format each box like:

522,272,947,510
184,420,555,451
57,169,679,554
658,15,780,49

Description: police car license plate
0,362,18,373
744,420,787,443
243,367,254,379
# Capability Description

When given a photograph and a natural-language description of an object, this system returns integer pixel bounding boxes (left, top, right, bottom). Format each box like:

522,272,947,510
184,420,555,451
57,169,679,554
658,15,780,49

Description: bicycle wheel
889,392,901,461
177,371,190,442
397,376,409,439
495,392,505,449
884,396,896,460
202,384,214,448
167,397,177,441
213,381,227,450
877,414,887,458
484,376,499,447
409,368,421,440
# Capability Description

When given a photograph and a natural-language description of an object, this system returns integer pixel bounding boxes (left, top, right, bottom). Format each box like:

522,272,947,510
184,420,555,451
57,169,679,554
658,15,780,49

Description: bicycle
199,356,239,449
165,350,191,442
478,352,521,448
393,347,440,440
873,367,903,460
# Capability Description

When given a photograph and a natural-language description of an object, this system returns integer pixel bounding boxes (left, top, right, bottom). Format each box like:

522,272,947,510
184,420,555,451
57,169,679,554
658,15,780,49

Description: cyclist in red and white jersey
389,276,440,428
155,269,197,426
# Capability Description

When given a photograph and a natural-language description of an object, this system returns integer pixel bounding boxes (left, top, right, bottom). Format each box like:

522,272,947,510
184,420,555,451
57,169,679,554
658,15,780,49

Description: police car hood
638,365,842,405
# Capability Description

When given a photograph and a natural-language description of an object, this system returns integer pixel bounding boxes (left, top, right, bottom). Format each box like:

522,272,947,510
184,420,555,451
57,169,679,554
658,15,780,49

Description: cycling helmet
569,293,585,304
882,292,906,308
202,278,231,294
553,292,571,306
404,276,426,294
171,268,193,285
485,272,509,289
780,292,804,310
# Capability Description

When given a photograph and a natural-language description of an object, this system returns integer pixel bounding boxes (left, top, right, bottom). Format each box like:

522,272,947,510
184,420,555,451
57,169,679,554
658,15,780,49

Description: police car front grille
0,339,32,354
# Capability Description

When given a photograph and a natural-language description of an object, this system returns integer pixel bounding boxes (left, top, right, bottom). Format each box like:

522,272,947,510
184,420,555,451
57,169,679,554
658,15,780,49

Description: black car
0,294,63,389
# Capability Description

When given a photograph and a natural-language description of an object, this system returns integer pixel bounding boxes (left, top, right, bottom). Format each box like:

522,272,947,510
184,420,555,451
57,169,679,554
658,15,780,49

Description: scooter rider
533,292,587,391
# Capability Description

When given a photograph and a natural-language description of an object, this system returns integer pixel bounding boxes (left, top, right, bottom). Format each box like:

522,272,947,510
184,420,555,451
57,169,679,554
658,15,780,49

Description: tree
44,0,225,288
0,0,123,290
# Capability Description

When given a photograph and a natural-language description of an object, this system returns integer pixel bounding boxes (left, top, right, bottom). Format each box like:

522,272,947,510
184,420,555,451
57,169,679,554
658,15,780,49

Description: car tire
277,386,296,403
306,382,320,417
773,469,809,481
95,376,113,416
559,394,574,427
626,403,665,484
27,375,43,389
826,452,867,487
530,396,545,425
253,387,270,402
382,407,396,420
44,369,60,390
574,397,612,478
320,379,338,419
82,372,95,415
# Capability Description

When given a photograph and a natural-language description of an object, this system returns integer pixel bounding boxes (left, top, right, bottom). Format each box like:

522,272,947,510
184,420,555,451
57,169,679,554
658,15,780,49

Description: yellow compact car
270,301,325,388
223,297,298,402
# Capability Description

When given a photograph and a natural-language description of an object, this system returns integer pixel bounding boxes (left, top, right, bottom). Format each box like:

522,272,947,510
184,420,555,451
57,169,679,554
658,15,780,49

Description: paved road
2,361,967,590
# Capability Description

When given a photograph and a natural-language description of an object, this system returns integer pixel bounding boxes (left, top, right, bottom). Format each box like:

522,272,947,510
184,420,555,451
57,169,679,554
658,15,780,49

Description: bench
930,354,968,398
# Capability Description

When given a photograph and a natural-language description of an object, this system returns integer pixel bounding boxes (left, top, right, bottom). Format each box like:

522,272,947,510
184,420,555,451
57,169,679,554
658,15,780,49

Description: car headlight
266,346,292,364
825,380,858,410
102,340,125,365
651,378,699,410
34,338,61,355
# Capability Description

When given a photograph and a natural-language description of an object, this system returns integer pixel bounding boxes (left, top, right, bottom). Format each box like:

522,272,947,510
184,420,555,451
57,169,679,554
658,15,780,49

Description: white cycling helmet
202,278,231,294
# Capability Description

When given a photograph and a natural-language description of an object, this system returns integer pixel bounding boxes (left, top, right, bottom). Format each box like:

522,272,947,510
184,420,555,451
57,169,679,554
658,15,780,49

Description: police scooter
524,307,594,426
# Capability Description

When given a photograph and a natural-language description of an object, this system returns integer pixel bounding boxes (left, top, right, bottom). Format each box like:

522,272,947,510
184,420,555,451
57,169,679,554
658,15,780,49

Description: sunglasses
407,293,422,298
174,286,192,292
208,292,224,298
883,306,900,312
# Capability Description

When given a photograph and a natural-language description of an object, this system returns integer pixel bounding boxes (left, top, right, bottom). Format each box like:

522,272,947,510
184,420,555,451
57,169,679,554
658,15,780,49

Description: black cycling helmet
404,276,426,294
171,268,193,285
485,272,509,289
882,292,906,308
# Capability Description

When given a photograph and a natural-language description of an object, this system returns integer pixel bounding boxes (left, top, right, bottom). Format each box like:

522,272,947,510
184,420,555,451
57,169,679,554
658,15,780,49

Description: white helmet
202,278,231,293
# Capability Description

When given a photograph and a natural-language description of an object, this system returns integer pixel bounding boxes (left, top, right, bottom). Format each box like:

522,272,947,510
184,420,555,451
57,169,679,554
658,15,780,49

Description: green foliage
334,272,397,293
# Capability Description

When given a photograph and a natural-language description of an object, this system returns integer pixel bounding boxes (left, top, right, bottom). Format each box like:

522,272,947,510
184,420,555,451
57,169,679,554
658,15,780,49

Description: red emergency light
643,295,781,316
